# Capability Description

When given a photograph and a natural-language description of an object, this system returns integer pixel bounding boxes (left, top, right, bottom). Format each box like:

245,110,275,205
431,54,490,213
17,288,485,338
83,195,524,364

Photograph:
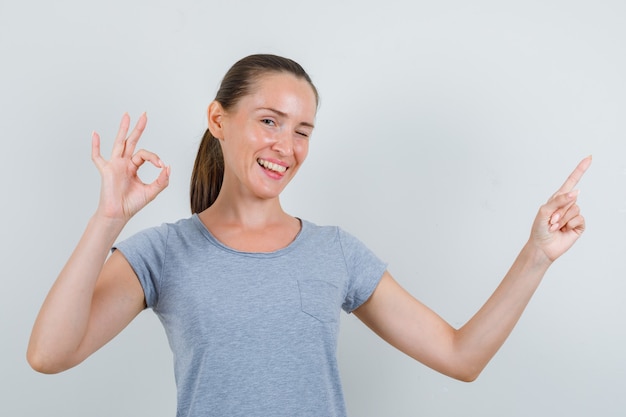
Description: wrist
521,240,554,271
89,210,128,236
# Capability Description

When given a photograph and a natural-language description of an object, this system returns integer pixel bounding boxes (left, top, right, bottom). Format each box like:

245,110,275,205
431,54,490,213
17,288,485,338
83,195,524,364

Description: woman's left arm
354,156,592,382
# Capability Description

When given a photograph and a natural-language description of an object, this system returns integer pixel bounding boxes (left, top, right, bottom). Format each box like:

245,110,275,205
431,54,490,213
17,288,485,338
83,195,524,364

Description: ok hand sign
91,113,170,222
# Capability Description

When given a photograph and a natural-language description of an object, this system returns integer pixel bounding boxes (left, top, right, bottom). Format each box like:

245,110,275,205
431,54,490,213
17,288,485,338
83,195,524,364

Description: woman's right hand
91,113,170,222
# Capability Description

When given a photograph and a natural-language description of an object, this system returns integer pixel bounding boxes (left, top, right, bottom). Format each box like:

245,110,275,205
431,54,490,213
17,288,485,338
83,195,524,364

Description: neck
203,168,294,229
198,191,301,253
203,192,289,229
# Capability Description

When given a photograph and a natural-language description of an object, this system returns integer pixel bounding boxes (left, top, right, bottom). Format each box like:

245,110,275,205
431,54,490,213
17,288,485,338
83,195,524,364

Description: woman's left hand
529,156,592,263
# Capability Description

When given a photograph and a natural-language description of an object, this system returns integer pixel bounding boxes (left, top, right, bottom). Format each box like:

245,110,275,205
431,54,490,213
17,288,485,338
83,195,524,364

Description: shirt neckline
190,213,308,258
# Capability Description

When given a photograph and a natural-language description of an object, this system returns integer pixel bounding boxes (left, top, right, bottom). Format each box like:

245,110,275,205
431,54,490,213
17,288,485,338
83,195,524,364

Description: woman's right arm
27,113,170,374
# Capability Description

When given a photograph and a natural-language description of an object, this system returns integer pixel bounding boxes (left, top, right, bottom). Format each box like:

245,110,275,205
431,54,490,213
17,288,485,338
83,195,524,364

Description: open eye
261,118,276,126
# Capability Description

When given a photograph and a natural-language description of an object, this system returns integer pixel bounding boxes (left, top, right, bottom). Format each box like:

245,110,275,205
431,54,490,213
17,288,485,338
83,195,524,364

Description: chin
256,185,289,200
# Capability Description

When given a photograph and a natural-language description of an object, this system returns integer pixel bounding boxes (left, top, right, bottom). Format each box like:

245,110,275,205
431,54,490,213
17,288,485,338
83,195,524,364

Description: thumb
145,165,170,202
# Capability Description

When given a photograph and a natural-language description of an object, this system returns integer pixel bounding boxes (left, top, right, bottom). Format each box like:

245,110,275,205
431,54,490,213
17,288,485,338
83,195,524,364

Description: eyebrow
258,107,315,129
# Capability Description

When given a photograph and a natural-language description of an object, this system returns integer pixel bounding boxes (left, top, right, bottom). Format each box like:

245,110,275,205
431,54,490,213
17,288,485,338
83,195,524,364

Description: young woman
28,54,591,416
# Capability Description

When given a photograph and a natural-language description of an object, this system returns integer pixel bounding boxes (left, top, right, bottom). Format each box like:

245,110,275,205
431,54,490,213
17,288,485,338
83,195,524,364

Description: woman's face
214,72,317,201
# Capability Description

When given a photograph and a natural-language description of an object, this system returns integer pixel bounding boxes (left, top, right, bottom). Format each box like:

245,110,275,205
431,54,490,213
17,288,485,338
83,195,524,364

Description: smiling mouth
257,158,287,173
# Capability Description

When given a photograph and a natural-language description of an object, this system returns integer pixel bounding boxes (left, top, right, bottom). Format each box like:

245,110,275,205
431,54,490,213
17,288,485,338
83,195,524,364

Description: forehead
241,72,318,118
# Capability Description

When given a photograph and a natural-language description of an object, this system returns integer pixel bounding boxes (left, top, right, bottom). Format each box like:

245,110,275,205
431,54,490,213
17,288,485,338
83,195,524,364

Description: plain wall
2,0,625,416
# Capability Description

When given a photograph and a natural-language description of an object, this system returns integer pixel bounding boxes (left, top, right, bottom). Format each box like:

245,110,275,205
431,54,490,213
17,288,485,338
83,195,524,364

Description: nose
272,131,294,156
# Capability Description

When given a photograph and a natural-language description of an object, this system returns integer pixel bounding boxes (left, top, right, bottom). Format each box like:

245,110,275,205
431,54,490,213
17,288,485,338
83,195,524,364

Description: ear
207,100,225,140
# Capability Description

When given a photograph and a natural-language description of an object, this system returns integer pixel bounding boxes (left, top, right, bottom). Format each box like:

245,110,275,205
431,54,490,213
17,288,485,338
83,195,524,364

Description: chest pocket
297,280,341,323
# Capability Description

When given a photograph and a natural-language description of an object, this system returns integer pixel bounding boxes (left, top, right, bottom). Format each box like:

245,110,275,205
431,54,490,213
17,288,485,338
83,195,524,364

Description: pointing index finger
556,155,592,195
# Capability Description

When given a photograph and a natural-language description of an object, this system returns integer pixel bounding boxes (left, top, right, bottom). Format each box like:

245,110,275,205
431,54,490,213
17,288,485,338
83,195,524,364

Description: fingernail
568,189,580,198
550,213,560,224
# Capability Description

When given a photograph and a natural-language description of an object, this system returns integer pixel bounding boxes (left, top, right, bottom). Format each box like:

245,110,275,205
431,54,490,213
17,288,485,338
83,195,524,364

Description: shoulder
298,219,343,247
298,219,374,256
301,219,364,242
115,216,201,251
300,218,339,236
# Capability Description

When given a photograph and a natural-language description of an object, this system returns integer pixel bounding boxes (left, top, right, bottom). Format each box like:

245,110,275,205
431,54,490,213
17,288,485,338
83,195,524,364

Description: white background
2,1,625,416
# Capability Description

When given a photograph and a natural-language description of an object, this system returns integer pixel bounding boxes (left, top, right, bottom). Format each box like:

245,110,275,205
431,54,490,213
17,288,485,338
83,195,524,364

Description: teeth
258,158,287,173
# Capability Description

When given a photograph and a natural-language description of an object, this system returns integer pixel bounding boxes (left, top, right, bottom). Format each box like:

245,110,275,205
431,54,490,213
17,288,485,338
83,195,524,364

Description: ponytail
190,129,224,214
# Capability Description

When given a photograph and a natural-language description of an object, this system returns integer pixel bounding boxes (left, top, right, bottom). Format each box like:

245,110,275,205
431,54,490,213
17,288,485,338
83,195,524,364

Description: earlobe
207,101,225,140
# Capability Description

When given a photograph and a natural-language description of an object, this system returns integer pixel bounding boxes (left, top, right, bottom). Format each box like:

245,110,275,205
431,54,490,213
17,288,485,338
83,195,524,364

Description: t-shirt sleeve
337,228,387,313
112,223,170,309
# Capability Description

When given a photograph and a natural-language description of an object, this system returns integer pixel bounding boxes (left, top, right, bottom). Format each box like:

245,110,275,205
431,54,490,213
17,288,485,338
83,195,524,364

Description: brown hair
190,54,319,213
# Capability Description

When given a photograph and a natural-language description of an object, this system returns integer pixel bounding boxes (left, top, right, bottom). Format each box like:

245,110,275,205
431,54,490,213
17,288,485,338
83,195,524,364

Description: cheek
294,140,309,163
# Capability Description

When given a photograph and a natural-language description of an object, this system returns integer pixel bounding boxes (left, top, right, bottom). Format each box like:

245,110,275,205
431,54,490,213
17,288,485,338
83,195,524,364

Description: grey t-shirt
115,215,387,417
